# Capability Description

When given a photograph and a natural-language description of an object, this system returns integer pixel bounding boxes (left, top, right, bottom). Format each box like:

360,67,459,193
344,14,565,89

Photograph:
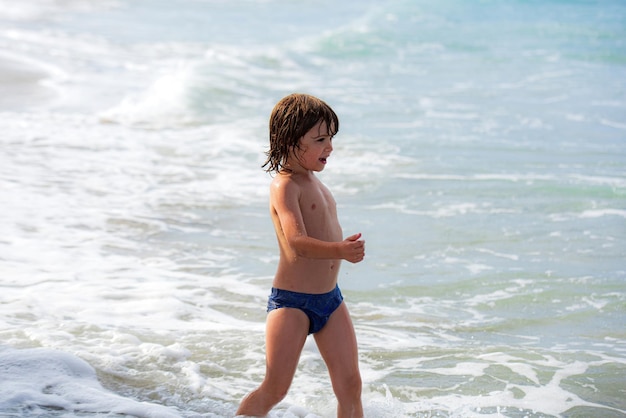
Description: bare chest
299,183,341,240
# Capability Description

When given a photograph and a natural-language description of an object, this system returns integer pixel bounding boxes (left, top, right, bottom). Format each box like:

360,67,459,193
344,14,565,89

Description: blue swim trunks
267,285,344,334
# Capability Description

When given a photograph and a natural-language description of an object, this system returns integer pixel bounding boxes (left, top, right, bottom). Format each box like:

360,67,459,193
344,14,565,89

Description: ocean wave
0,0,120,21
0,347,181,417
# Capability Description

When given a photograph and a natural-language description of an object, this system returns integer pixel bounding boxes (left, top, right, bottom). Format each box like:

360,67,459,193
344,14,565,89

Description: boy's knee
348,373,362,396
335,372,362,399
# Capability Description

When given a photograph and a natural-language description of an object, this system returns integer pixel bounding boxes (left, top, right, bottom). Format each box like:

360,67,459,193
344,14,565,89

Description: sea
0,0,625,417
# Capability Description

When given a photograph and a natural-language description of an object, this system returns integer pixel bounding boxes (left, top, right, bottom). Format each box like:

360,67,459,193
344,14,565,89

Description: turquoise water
0,0,625,417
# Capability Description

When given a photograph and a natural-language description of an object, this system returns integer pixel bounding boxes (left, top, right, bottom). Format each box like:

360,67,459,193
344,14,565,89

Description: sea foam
0,347,181,417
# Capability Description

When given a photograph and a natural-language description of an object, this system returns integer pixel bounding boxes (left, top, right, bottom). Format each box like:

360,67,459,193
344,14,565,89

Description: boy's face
291,120,334,173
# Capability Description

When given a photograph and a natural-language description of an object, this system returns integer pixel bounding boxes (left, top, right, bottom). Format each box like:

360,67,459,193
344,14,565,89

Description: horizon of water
1,0,625,417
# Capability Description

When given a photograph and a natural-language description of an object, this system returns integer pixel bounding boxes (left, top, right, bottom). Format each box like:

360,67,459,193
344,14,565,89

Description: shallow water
1,0,625,417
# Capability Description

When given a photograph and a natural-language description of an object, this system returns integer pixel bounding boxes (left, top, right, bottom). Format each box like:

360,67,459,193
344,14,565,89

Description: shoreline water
0,55,57,109
1,0,625,416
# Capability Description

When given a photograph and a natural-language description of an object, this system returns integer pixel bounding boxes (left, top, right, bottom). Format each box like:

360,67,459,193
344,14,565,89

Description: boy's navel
311,203,316,210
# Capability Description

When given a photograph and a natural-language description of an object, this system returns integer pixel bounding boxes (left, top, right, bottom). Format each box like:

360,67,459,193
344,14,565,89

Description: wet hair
263,93,339,173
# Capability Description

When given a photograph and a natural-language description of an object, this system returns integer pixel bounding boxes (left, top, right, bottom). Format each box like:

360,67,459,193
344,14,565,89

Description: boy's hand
342,233,365,263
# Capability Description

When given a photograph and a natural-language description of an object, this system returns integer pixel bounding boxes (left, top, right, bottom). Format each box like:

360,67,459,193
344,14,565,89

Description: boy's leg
314,302,363,418
236,307,309,417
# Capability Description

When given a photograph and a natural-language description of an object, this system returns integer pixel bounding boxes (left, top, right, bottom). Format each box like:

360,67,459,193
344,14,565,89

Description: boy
236,93,365,418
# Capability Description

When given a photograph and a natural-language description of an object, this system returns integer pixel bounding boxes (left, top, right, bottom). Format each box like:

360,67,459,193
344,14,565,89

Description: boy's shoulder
270,171,321,198
270,171,300,196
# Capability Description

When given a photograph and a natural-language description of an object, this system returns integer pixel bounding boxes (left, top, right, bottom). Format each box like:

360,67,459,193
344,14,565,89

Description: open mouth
319,157,327,164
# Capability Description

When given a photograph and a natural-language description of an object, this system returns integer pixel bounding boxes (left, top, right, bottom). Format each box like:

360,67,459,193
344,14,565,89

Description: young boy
236,93,365,418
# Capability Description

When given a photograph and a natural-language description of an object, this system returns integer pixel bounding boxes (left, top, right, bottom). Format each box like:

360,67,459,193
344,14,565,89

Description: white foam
425,110,479,120
0,0,120,21
477,352,540,384
0,347,180,417
380,352,626,418
580,209,626,219
100,63,199,128
569,174,626,188
601,118,626,130
476,248,519,261
367,200,518,218
394,172,556,183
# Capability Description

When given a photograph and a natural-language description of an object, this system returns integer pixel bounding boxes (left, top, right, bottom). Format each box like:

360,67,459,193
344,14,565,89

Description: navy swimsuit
267,285,344,334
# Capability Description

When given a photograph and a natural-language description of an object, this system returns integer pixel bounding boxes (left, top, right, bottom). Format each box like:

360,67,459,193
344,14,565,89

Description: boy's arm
271,179,364,263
